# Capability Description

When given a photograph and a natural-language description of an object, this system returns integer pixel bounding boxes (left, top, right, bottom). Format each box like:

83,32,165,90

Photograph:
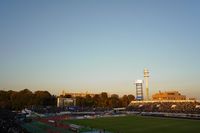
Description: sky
0,0,200,99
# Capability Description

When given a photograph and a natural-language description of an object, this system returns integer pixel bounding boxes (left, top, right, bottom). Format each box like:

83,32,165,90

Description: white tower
144,68,149,100
135,80,144,101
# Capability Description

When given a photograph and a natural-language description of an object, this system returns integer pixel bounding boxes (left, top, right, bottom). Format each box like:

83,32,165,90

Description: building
135,80,144,101
152,91,186,100
60,90,96,98
64,92,96,98
57,97,74,107
57,91,97,107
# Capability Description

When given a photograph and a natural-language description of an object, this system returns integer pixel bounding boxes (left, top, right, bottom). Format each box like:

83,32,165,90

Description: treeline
0,89,135,110
62,92,135,108
0,89,56,110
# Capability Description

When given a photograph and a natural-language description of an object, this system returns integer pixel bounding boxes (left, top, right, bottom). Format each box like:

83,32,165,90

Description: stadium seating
128,101,200,114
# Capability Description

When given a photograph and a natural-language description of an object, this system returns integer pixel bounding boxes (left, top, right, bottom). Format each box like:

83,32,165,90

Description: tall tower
144,68,149,100
135,80,143,101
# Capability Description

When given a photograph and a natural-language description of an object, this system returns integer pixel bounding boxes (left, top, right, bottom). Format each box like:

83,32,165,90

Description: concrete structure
57,91,97,107
61,91,96,98
152,91,186,100
129,99,196,105
57,97,75,107
144,68,150,100
135,80,143,101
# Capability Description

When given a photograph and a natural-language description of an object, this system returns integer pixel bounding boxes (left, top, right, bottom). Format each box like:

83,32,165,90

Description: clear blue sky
0,0,200,99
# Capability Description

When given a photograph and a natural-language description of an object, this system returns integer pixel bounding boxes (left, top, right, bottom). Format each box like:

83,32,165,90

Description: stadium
1,0,200,133
11,69,200,133
1,69,200,133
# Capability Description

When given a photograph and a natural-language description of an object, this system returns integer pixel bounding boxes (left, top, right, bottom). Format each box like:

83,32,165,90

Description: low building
57,97,74,107
64,92,96,98
57,91,98,107
60,90,96,98
152,91,186,100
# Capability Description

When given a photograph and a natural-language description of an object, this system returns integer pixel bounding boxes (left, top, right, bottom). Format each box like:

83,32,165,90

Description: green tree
109,94,120,108
0,90,11,109
127,94,135,103
100,92,109,108
75,96,86,107
10,89,34,110
93,94,101,107
85,95,94,107
121,95,129,107
34,91,52,106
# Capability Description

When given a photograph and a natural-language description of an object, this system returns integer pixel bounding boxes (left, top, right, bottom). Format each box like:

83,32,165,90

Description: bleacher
128,100,200,114
0,109,28,133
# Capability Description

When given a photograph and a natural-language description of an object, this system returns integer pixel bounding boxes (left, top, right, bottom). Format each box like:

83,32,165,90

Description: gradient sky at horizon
0,0,200,99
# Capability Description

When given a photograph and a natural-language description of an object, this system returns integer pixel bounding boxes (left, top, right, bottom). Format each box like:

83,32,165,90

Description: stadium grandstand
128,99,200,114
131,73,200,115
152,91,186,100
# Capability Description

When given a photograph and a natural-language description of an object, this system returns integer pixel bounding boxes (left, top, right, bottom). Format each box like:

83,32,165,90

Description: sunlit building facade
64,92,96,98
57,97,74,107
60,90,96,98
152,91,186,100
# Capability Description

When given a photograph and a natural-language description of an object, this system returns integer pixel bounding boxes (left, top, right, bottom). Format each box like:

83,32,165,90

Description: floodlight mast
144,68,150,100
135,80,143,101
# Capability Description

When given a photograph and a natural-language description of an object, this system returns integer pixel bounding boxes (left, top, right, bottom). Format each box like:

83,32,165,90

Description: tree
34,91,52,106
20,89,34,106
0,90,11,109
100,92,109,108
0,89,56,110
109,94,120,108
111,94,119,99
93,94,101,107
85,95,94,107
50,95,57,106
121,95,129,107
10,89,34,110
127,94,135,102
75,96,85,107
64,94,72,98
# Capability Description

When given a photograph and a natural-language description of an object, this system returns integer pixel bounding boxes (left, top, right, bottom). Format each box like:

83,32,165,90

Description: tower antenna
144,68,150,100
